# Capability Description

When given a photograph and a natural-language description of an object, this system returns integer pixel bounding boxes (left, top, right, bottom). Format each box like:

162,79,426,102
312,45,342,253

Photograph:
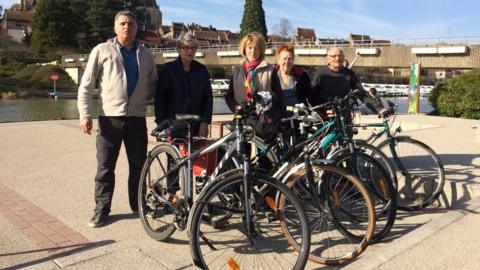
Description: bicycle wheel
335,152,397,242
138,143,187,241
284,164,375,265
354,139,398,189
189,171,310,270
377,136,445,211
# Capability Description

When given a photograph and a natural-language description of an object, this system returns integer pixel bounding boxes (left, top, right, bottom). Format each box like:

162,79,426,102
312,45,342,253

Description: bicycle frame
148,105,261,239
354,115,410,173
149,128,240,208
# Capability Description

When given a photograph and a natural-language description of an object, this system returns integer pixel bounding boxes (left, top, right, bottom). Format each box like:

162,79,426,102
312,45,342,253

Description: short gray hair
114,10,137,23
327,47,344,56
177,32,200,49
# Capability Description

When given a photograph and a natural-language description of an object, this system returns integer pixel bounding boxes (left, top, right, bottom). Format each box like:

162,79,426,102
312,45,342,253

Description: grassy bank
0,63,77,99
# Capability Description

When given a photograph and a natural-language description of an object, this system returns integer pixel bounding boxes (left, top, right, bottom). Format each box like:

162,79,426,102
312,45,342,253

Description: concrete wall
65,44,480,84
64,67,84,85
153,45,480,69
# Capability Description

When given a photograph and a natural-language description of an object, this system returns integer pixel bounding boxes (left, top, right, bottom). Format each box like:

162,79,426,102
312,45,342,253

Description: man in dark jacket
155,32,213,136
310,47,383,114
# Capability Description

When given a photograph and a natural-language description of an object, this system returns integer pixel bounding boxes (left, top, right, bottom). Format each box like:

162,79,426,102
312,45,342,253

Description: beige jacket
230,60,273,104
77,38,157,119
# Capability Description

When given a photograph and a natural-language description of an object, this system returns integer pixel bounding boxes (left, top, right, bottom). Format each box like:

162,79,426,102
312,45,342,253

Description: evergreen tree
31,0,151,52
85,0,123,49
239,0,267,38
31,0,76,54
123,0,146,31
70,0,89,51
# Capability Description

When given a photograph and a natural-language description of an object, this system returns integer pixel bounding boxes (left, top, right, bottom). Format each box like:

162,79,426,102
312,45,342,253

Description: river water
0,97,433,123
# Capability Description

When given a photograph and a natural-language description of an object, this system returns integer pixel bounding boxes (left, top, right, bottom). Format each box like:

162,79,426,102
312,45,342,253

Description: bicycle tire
328,140,398,189
356,140,398,187
377,136,445,211
284,163,375,265
189,171,310,270
335,152,397,242
138,143,187,241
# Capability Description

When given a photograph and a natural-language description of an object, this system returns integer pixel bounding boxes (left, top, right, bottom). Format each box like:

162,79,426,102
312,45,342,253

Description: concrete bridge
148,44,480,69
61,38,480,84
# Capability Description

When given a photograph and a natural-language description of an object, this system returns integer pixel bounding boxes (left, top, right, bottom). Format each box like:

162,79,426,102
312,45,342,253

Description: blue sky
2,0,479,40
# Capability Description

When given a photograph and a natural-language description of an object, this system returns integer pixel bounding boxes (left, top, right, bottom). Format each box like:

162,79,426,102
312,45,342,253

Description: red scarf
243,58,262,102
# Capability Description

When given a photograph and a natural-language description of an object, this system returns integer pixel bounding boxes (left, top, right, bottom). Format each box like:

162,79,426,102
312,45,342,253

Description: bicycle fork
237,120,255,241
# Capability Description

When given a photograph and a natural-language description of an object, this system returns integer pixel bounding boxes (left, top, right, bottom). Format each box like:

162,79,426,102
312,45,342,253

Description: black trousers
94,116,147,215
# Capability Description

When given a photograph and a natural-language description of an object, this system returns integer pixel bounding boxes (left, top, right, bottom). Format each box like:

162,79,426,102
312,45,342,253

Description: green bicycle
354,101,445,211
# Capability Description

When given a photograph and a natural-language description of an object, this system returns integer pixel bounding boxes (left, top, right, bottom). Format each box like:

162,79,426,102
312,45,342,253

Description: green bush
429,69,480,119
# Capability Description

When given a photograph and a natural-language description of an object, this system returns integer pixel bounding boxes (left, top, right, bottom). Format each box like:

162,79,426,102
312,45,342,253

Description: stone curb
343,195,480,269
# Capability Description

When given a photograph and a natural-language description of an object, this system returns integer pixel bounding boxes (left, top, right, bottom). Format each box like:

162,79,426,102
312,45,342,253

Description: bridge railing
149,35,480,54
390,36,480,46
62,35,480,63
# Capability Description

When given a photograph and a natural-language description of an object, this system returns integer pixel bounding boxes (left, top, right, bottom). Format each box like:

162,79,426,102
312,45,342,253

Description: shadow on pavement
1,239,116,270
438,154,480,207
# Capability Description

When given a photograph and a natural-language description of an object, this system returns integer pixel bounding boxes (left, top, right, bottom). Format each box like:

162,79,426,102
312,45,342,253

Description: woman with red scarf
224,32,283,142
225,32,283,114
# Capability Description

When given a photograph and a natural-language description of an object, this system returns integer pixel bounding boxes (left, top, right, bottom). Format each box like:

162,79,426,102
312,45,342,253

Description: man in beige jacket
77,10,157,228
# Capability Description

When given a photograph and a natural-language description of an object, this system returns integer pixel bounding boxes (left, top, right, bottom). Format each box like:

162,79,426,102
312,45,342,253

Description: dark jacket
154,58,213,135
310,66,382,112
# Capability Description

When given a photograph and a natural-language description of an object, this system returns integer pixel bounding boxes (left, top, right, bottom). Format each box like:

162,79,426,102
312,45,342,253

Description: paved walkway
0,114,479,269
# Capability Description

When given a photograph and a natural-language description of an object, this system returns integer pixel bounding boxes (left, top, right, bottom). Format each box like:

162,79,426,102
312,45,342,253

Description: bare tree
272,18,293,38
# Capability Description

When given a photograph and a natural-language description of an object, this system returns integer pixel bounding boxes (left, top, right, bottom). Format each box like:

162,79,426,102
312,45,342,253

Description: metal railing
62,35,480,63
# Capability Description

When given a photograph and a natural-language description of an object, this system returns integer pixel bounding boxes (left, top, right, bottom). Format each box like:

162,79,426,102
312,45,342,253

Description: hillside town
0,0,390,48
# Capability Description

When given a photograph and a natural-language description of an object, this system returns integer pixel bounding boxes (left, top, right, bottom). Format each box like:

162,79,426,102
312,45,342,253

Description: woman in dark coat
154,32,213,137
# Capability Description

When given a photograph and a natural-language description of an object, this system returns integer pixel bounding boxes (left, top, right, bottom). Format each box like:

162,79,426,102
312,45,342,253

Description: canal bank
0,97,433,123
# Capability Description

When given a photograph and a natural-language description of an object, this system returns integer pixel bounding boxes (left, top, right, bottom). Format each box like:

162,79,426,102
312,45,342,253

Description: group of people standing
77,10,384,228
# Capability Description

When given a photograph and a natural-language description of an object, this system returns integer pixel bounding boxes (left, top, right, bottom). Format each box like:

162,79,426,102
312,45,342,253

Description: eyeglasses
180,46,197,51
328,54,344,58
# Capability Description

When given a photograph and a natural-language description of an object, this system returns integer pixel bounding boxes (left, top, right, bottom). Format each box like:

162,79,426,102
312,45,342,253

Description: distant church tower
137,0,162,32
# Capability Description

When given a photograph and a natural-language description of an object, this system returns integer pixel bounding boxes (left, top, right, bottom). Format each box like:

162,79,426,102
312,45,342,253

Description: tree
271,18,293,39
70,0,90,51
124,0,146,31
85,0,123,49
239,0,267,38
31,0,76,54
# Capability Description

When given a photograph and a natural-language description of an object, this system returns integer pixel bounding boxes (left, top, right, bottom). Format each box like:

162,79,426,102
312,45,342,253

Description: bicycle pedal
266,211,278,222
211,219,229,229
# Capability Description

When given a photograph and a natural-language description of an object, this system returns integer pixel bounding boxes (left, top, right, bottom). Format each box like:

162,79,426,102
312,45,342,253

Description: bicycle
252,92,397,243
354,100,445,211
276,105,376,265
138,102,311,269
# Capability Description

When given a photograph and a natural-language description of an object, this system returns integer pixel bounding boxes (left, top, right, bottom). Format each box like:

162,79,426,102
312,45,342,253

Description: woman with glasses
154,32,213,137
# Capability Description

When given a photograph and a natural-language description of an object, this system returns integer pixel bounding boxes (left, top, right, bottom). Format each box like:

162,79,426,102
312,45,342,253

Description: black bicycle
138,102,311,269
